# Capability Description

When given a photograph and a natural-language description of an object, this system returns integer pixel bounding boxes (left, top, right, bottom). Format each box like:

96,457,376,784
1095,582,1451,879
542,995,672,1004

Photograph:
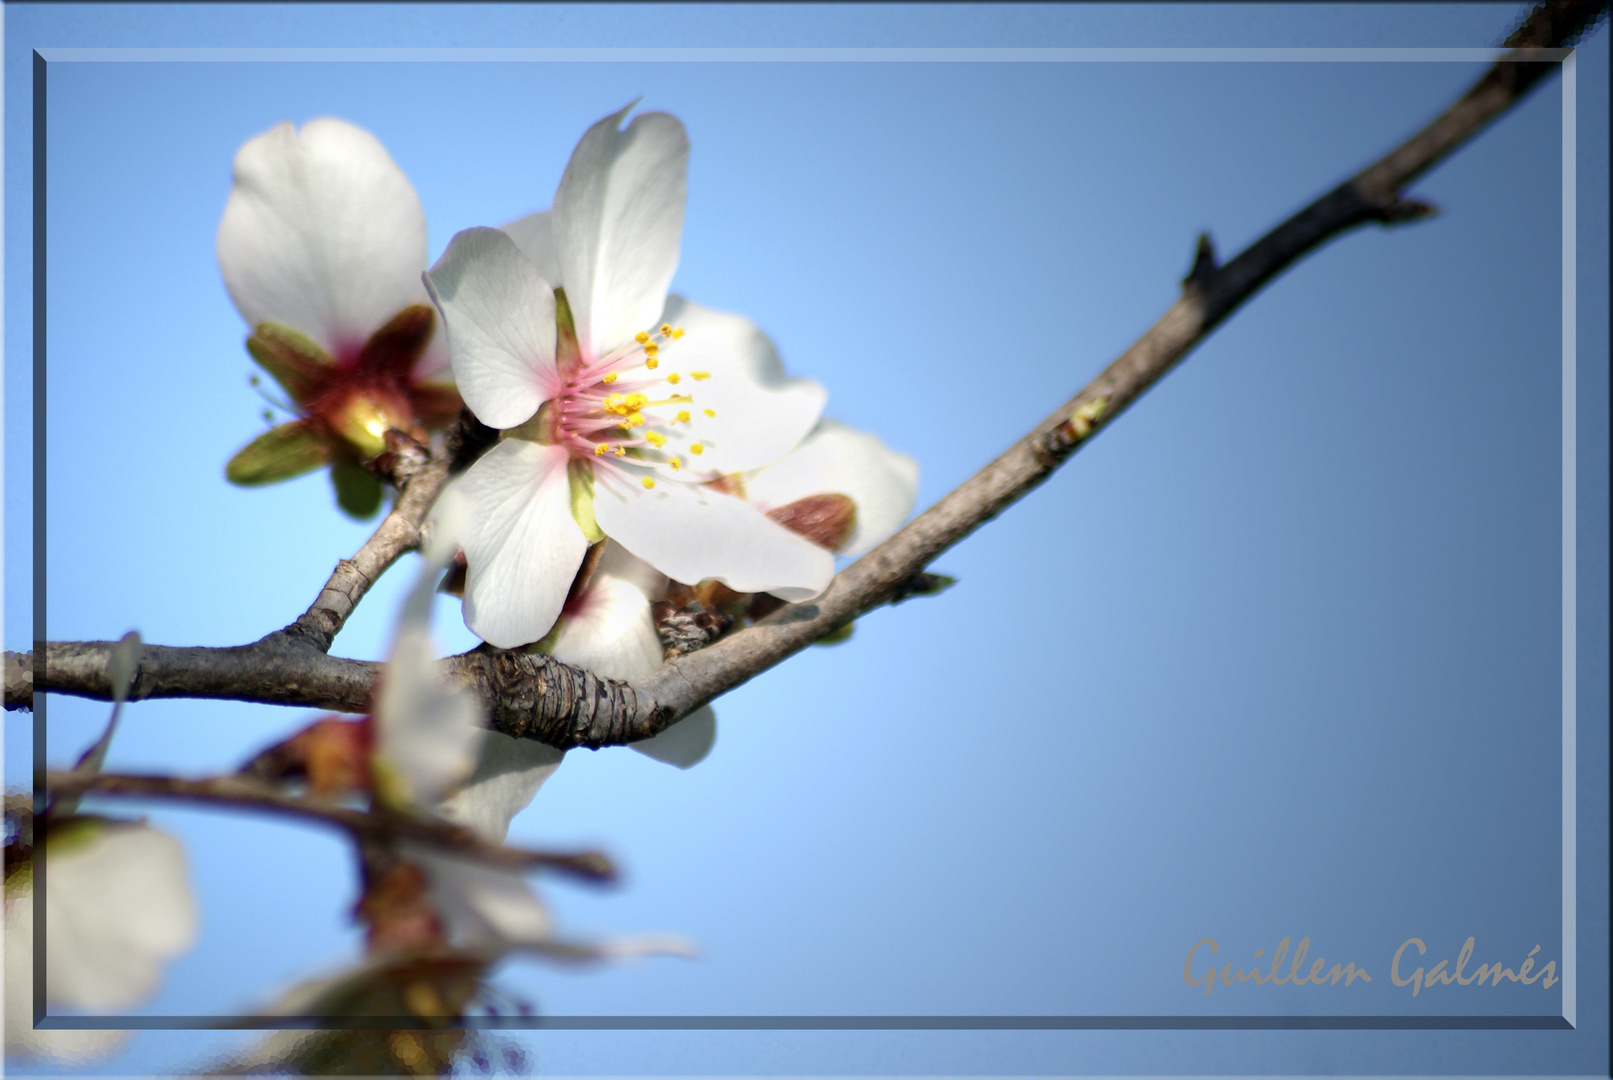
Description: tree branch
13,1,1602,746
42,770,616,883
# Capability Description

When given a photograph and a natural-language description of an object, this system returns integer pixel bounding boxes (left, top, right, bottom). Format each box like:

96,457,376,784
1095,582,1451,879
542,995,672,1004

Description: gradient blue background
4,3,1608,1076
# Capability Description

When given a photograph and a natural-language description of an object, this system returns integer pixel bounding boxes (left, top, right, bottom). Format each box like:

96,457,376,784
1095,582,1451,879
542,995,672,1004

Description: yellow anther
601,371,619,384
669,458,682,471
676,410,691,423
626,412,645,427
644,343,659,356
646,357,659,370
659,323,673,336
671,327,685,339
645,431,667,447
594,443,609,456
635,331,650,344
703,408,716,418
690,371,710,381
641,476,656,489
690,443,704,455
614,445,627,457
625,392,649,408
667,373,682,385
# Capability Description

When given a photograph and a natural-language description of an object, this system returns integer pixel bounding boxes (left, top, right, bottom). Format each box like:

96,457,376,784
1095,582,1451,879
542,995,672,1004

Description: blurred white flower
32,819,196,1012
425,104,834,648
217,117,460,515
5,884,126,1063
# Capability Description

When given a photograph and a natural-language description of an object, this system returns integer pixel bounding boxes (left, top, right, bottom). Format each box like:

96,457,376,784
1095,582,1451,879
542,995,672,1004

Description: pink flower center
540,323,717,491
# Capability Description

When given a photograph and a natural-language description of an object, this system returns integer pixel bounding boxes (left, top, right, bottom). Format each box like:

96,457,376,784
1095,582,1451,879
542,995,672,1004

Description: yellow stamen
671,327,685,339
646,357,659,370
703,408,716,418
669,458,682,472
626,412,645,427
667,373,682,385
676,410,691,423
635,331,650,344
641,476,655,489
690,443,704,455
660,323,672,336
614,445,627,457
645,431,667,447
690,371,711,381
601,371,619,384
644,343,659,356
594,443,609,456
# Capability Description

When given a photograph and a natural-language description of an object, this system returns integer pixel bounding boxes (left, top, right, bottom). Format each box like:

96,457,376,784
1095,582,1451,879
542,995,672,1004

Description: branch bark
13,1,1603,747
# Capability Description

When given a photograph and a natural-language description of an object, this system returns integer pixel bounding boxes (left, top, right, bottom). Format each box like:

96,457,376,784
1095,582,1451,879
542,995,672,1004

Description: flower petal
414,851,552,949
43,821,197,1011
744,418,920,558
217,118,428,356
454,439,590,649
629,705,717,769
436,733,565,843
424,227,560,429
552,106,689,360
550,542,667,681
375,625,487,808
657,296,826,475
4,891,127,1061
499,210,562,286
593,471,834,600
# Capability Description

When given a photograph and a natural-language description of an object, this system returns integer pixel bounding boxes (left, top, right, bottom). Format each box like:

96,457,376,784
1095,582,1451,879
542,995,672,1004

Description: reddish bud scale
766,493,858,552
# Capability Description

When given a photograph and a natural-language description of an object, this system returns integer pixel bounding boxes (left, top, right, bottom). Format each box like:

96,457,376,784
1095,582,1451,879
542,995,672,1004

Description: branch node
1182,232,1219,291
1368,195,1441,226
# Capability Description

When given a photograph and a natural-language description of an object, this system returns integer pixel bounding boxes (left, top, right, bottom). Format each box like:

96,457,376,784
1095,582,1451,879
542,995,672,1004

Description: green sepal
247,322,332,402
553,287,581,371
815,620,855,646
568,461,606,543
331,459,384,519
226,422,331,486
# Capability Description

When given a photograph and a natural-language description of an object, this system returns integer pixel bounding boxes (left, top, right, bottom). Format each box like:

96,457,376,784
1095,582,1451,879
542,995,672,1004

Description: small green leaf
247,322,332,402
226,422,331,486
568,461,605,543
331,460,384,519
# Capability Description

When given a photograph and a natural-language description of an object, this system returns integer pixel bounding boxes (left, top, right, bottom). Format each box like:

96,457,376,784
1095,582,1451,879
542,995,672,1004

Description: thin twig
12,1,1603,745
42,770,616,883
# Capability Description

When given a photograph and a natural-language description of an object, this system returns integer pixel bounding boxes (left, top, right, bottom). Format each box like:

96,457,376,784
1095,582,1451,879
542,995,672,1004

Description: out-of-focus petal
436,734,565,844
454,439,590,649
374,630,486,808
552,106,689,359
593,470,834,600
550,543,667,681
744,418,920,558
424,227,559,429
499,210,561,286
42,821,197,1012
4,889,127,1061
629,705,717,769
217,118,428,356
656,296,826,476
414,852,553,949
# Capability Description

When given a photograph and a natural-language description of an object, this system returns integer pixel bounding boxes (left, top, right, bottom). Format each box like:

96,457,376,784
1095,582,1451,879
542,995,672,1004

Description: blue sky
4,4,1608,1076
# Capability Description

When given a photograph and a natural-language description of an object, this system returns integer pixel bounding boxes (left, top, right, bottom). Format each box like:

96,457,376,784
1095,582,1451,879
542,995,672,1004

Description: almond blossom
217,117,461,517
424,105,835,649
